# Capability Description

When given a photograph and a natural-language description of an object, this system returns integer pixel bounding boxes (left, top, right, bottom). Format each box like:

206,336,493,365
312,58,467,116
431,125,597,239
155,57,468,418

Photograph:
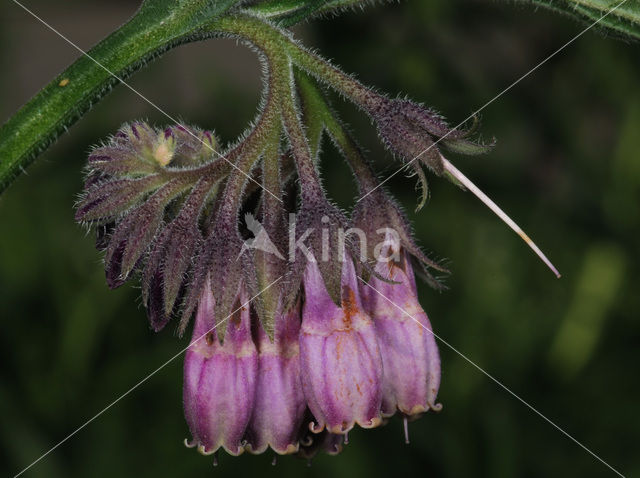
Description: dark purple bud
125,121,156,149
142,179,211,330
75,175,163,223
104,180,184,286
77,122,229,315
367,97,493,174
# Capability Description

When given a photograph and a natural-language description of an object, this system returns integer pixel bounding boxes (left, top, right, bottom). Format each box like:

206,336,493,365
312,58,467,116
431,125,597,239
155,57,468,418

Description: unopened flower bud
367,96,492,174
152,130,176,166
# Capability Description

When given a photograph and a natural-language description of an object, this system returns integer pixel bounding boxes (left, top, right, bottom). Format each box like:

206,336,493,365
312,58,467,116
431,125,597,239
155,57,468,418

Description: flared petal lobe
361,249,441,417
183,278,258,456
299,257,383,434
296,428,344,460
245,300,306,455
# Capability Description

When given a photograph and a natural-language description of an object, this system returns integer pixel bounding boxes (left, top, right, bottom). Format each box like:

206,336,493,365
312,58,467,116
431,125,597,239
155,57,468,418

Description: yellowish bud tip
153,131,176,167
153,144,173,166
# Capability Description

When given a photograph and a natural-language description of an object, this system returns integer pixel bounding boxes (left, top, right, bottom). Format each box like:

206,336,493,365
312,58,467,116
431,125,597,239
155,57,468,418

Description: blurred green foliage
1,1,639,477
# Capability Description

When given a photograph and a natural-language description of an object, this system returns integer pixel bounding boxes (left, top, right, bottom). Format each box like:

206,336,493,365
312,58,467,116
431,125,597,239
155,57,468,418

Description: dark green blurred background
1,1,639,477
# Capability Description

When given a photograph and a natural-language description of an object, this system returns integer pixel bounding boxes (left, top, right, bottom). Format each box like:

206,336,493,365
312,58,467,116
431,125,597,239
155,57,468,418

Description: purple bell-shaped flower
183,277,258,456
299,254,384,434
360,241,441,419
245,299,306,455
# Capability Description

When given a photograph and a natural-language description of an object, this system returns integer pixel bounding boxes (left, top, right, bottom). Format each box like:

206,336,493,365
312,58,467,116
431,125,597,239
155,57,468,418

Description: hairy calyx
76,11,558,461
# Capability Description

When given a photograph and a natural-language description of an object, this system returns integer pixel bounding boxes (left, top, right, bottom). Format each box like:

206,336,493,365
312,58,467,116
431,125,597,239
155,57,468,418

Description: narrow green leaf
246,0,385,26
516,0,640,41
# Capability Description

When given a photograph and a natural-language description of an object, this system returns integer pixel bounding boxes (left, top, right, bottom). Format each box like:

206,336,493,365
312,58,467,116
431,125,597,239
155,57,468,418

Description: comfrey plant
8,0,623,467
71,12,560,460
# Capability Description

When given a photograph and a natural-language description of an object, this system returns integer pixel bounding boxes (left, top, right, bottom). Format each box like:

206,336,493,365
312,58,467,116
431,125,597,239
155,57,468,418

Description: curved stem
287,42,377,109
215,116,280,226
215,14,325,204
215,61,282,227
274,55,325,204
0,0,245,194
214,14,381,114
295,70,378,193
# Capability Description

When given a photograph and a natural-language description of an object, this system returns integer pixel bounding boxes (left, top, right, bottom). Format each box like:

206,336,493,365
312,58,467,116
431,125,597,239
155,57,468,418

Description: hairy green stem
248,0,378,27
0,0,249,193
215,14,327,202
255,122,284,337
295,70,325,159
275,57,325,204
215,14,379,112
215,55,282,226
215,113,280,226
295,70,378,193
2,0,637,196
261,124,284,233
0,0,366,195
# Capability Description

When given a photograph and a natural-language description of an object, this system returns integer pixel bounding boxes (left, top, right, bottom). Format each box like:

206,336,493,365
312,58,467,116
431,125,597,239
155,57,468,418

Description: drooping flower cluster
75,113,448,460
182,243,441,457
73,12,561,465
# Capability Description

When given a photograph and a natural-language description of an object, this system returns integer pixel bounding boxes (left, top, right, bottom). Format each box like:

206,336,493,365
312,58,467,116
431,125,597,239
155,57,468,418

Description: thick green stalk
248,0,328,27
0,0,360,195
0,0,245,193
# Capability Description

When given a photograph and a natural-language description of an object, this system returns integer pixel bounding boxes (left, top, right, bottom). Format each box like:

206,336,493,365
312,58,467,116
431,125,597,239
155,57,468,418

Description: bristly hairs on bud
77,10,559,344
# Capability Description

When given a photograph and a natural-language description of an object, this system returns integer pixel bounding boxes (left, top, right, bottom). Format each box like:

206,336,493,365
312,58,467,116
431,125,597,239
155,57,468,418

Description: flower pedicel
75,13,559,462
